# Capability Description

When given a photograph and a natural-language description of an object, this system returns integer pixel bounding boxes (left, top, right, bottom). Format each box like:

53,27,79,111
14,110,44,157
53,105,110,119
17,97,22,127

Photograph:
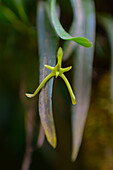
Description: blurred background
0,0,113,170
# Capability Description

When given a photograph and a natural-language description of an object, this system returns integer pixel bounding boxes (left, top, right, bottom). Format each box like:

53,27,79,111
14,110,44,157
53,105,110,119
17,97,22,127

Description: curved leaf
50,0,92,48
71,0,95,161
37,2,58,148
63,0,84,60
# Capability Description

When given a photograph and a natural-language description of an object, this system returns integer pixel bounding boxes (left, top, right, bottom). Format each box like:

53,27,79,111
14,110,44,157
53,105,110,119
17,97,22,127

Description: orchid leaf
98,15,113,100
37,2,58,148
71,0,95,161
63,0,84,60
0,5,30,33
50,0,92,48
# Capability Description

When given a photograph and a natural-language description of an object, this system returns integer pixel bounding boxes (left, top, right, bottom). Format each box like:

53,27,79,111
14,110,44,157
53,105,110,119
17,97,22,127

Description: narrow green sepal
71,95,76,105
60,73,76,105
26,72,54,98
57,47,63,67
25,93,34,98
61,66,72,73
44,64,54,70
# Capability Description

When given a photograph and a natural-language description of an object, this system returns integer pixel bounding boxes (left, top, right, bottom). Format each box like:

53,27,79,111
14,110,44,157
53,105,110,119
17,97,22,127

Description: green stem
60,74,76,105
26,72,54,98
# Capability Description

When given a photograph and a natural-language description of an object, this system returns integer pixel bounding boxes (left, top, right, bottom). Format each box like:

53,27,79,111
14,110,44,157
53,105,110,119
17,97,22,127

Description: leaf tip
71,153,77,162
73,37,93,48
88,41,93,48
47,134,57,149
71,147,79,161
52,140,57,149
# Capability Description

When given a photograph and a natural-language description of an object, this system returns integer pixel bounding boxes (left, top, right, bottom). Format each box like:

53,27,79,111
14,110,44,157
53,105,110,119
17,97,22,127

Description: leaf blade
64,0,88,59
71,0,95,161
50,0,92,48
37,2,58,148
98,15,113,100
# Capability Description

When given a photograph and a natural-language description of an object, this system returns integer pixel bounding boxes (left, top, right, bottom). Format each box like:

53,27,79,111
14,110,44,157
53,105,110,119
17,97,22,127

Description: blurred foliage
0,0,113,170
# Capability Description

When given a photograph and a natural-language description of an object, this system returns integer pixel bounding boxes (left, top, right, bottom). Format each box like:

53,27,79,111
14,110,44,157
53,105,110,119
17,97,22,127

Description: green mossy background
0,0,113,169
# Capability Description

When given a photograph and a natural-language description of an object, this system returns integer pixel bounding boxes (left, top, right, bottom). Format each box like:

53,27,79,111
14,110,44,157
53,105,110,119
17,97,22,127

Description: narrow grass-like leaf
0,5,30,33
13,0,29,24
50,0,92,48
71,0,95,161
37,2,58,148
98,15,113,100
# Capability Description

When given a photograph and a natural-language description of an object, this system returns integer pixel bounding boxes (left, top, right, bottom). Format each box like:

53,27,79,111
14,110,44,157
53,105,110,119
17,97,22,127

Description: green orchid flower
26,47,76,105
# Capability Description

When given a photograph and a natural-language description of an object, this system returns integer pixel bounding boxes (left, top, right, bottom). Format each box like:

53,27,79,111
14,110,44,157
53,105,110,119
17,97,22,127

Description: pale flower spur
25,47,76,105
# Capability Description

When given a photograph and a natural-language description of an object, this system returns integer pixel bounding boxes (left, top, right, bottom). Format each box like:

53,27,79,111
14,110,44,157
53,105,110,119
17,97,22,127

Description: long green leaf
98,15,113,100
71,0,95,161
64,0,84,60
37,2,58,148
50,0,92,48
0,5,30,33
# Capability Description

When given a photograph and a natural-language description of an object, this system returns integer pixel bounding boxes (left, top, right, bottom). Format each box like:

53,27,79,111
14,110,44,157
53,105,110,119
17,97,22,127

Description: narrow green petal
44,64,54,71
25,72,54,98
61,66,72,73
60,74,76,105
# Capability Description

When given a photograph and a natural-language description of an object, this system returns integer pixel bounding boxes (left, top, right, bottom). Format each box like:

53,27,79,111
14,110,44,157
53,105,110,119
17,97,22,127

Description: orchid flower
26,47,76,105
